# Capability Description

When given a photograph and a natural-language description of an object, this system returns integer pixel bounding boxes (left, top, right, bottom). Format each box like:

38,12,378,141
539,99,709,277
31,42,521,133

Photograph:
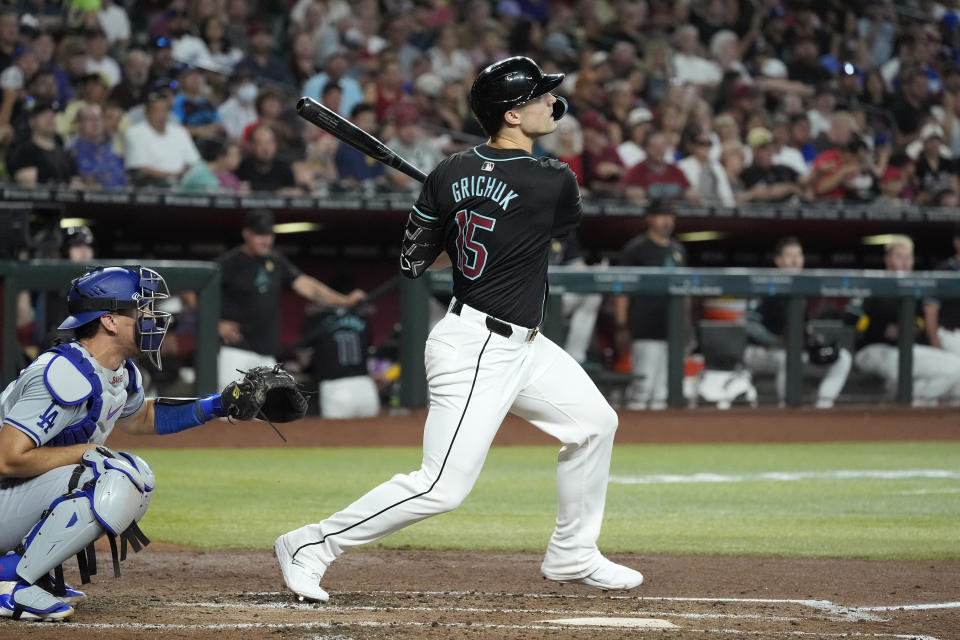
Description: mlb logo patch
481,161,495,172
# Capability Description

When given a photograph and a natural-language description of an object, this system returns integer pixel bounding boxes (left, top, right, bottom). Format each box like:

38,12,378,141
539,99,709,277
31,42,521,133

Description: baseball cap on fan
244,209,275,234
747,127,774,149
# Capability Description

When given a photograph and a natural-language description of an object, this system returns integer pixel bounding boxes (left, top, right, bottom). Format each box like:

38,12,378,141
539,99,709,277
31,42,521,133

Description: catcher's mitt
221,365,309,423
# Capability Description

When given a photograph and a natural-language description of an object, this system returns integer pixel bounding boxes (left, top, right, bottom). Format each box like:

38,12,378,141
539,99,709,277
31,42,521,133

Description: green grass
135,442,960,560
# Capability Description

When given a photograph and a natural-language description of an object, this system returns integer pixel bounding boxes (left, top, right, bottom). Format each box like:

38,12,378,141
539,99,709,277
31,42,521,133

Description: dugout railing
0,260,221,392
400,267,960,408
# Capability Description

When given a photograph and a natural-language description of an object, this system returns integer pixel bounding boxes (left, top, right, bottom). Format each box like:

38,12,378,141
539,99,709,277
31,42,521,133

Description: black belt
451,300,539,342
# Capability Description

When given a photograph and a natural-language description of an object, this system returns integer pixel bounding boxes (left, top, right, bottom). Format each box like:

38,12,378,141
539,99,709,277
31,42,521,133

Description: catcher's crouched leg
0,449,153,621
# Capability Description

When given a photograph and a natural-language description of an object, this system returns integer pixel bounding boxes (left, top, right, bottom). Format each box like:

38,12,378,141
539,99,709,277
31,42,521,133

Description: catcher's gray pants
742,345,852,408
285,301,618,581
0,465,89,553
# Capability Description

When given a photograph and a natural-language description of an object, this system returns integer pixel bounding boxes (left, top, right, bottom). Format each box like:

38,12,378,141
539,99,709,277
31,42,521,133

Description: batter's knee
595,400,619,438
425,477,474,513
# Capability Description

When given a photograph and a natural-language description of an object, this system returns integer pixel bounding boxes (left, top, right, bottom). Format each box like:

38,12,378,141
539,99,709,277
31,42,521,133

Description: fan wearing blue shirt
334,103,386,186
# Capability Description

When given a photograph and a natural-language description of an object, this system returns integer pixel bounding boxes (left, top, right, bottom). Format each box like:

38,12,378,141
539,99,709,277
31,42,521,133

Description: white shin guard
16,461,150,586
16,495,103,585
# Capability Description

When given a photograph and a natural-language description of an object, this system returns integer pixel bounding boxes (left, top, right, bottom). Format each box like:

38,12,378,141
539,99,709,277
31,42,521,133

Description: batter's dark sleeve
551,165,583,238
401,165,446,279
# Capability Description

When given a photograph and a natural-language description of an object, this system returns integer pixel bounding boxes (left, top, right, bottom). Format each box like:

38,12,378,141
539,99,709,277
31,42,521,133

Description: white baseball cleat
274,535,329,602
0,582,74,621
544,557,644,591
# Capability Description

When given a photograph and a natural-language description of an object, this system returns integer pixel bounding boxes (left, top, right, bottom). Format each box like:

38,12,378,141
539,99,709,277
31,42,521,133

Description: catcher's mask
470,56,567,136
59,266,172,369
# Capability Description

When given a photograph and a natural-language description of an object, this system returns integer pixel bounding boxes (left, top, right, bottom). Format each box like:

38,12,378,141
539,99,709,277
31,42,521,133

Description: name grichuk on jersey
412,144,582,328
0,341,144,475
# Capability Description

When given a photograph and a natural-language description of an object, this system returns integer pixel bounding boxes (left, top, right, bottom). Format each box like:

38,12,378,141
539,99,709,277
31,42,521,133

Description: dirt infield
3,408,958,639
3,547,957,639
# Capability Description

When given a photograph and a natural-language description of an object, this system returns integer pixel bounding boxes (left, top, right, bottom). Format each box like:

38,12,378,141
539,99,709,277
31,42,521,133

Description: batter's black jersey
932,257,960,330
217,247,302,356
303,309,371,381
620,235,687,340
413,144,582,328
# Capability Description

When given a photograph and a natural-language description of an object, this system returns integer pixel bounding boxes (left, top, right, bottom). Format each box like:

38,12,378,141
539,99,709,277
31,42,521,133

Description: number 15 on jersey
454,210,496,280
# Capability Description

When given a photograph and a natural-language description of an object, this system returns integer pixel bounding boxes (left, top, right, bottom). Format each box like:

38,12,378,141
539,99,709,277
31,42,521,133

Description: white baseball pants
937,327,960,356
284,300,619,580
742,345,853,408
626,340,668,410
854,343,960,406
217,346,277,390
319,376,380,419
561,292,602,363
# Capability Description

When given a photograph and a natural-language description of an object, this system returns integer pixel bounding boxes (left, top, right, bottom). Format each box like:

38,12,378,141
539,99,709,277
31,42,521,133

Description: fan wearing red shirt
621,130,698,202
810,137,870,200
580,110,625,195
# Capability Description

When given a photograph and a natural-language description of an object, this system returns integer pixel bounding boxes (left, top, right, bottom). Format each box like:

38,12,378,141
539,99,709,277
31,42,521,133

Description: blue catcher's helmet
59,266,172,369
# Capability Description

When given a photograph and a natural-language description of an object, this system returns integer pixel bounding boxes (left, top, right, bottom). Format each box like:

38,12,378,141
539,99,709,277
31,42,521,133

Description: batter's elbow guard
400,210,443,279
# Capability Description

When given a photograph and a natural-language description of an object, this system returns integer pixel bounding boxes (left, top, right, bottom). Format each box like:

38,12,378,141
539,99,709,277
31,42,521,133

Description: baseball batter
275,56,643,602
0,266,275,621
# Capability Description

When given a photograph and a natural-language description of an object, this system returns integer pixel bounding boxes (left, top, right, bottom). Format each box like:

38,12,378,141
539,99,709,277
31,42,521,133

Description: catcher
0,266,306,622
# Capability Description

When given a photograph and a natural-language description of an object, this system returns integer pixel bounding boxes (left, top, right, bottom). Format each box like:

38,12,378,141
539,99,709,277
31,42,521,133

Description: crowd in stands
0,0,958,205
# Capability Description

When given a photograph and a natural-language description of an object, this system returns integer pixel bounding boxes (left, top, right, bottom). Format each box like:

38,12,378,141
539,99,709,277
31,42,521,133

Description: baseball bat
296,97,427,184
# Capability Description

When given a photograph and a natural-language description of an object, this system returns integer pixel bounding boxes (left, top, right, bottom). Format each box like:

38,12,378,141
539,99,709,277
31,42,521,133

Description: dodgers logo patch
481,161,495,172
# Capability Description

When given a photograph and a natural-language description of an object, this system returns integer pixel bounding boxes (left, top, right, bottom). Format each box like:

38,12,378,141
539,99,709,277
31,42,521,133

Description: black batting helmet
62,225,95,250
469,56,567,136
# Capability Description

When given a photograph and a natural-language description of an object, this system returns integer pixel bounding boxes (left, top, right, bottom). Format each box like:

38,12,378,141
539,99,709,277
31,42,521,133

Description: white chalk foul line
609,469,960,485
245,592,884,622
856,602,960,612
49,620,941,639
166,600,802,622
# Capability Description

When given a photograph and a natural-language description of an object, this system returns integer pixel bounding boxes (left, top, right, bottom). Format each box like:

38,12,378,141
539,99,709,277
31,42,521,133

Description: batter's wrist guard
154,394,225,434
401,210,443,279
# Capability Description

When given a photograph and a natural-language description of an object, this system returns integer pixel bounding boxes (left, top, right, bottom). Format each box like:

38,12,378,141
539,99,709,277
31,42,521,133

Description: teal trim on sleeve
412,205,438,220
